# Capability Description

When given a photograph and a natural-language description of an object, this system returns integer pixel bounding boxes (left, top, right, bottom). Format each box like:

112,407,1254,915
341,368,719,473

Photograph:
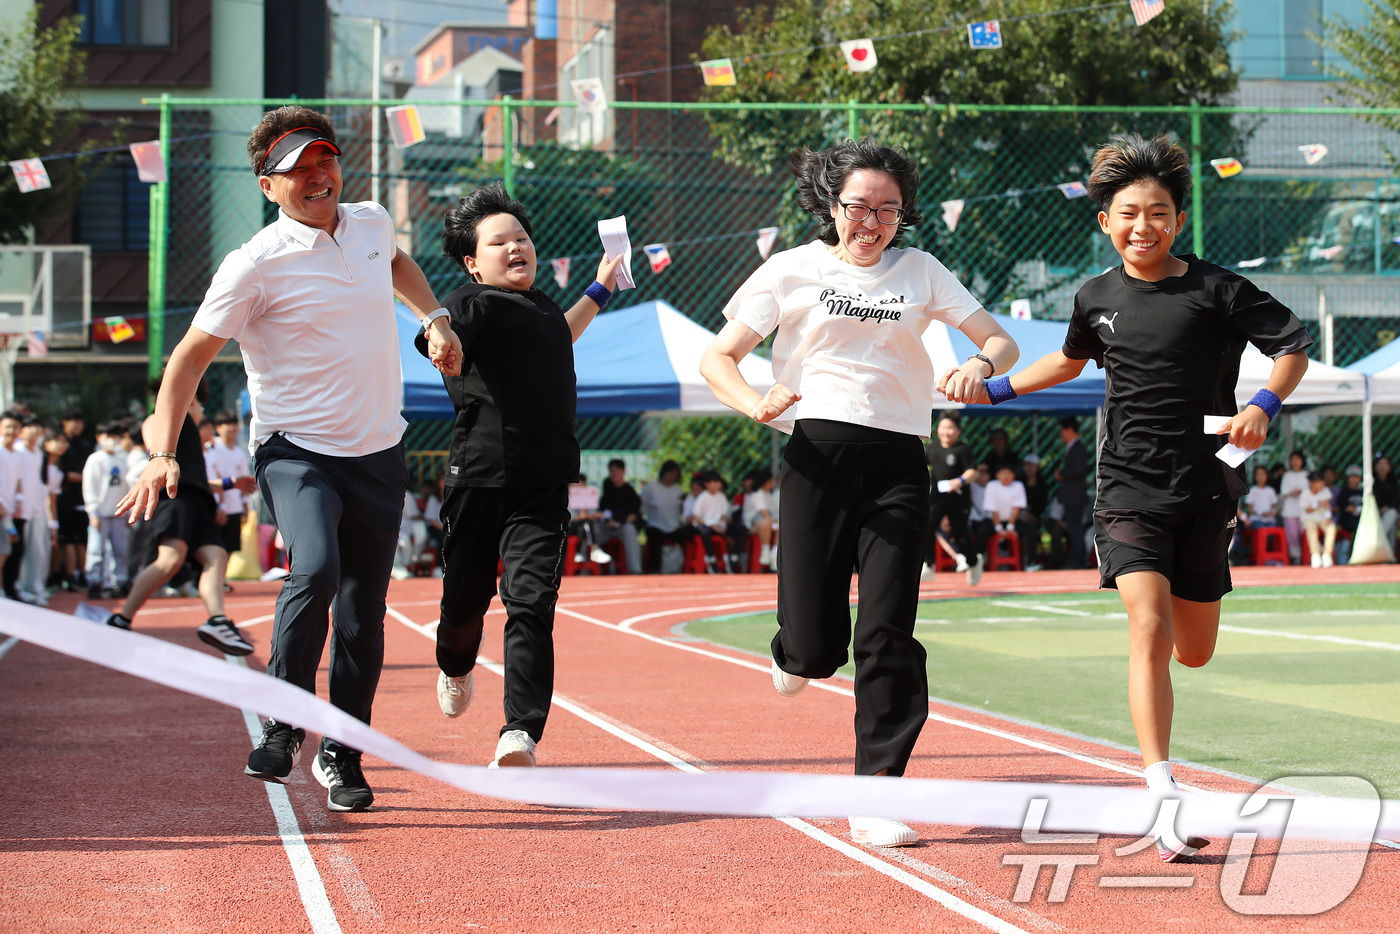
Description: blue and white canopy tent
396,300,771,420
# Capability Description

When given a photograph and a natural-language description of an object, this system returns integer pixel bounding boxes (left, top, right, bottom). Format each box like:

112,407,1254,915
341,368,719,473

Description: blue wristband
584,281,612,310
987,375,1017,406
222,477,234,490
1248,388,1282,421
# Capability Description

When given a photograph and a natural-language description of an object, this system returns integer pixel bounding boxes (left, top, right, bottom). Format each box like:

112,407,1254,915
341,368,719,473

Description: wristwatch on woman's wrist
967,353,995,377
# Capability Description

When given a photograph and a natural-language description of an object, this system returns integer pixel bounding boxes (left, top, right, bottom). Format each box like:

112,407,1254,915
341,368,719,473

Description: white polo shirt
983,478,1028,525
722,240,981,438
12,441,46,520
204,437,252,513
0,444,19,519
192,202,405,458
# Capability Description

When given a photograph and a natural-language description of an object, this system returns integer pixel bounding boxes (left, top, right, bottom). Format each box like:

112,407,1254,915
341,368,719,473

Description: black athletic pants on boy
437,484,569,743
255,435,406,742
773,419,930,777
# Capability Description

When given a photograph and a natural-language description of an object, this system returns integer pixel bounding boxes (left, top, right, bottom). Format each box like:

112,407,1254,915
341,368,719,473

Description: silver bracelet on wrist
150,451,178,459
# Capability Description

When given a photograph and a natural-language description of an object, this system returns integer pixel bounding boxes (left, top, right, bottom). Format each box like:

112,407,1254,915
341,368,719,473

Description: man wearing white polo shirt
119,106,462,812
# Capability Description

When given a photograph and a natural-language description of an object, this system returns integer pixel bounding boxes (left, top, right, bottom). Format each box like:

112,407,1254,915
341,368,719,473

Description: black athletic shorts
1094,496,1236,603
145,487,225,564
57,504,88,545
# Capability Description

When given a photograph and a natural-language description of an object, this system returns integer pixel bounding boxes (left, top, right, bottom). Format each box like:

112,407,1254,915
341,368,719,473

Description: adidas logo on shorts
1226,517,1238,529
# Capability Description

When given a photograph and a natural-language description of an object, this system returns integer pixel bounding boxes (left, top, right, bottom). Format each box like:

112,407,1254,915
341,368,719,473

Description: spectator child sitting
1299,471,1337,568
983,464,1037,571
1242,465,1279,528
597,458,642,574
690,471,732,572
640,460,690,573
567,475,611,566
742,469,777,571
1335,465,1365,566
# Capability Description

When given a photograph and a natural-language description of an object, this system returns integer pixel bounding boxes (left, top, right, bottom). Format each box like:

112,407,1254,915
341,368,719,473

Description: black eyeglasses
838,202,905,225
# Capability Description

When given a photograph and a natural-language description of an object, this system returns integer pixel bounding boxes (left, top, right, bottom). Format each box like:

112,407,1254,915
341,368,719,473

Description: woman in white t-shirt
1278,450,1309,564
700,139,1018,848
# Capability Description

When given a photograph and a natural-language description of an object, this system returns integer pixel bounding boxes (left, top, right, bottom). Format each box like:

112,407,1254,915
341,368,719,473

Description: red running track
2,567,1397,933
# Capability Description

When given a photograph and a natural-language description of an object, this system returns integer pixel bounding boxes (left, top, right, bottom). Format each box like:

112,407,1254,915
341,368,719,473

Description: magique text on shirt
819,288,906,323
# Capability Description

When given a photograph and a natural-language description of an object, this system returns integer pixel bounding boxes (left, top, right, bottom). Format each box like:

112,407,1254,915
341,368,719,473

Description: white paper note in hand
937,480,955,493
597,216,636,290
1204,415,1254,468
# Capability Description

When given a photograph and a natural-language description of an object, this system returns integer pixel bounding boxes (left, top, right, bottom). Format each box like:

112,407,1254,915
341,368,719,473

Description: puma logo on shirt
1097,312,1120,333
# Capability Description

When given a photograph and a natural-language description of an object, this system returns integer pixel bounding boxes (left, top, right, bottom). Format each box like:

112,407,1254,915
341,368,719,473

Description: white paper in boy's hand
937,480,955,493
597,216,636,290
1203,415,1255,467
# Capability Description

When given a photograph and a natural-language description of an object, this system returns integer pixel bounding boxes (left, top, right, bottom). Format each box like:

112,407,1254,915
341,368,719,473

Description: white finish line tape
1,600,1395,842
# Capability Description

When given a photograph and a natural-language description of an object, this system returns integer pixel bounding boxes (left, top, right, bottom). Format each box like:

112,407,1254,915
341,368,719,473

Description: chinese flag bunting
128,141,167,183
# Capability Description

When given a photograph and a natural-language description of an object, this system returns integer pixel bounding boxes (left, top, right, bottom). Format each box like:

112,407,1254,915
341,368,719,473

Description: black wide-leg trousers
773,418,930,777
436,484,569,742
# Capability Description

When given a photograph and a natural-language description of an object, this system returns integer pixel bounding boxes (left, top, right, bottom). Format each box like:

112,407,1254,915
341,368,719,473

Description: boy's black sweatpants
773,419,930,777
437,484,569,743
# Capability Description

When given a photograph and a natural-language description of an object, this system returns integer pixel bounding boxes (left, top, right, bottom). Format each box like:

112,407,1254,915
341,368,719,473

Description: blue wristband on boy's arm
584,281,612,309
222,477,234,490
1248,388,1283,421
987,375,1017,406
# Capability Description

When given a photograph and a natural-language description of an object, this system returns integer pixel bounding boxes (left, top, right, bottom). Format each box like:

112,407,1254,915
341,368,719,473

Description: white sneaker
1321,553,1334,568
390,566,412,580
436,670,473,718
1024,563,1043,572
1310,553,1323,569
178,581,200,598
849,816,918,847
954,554,970,573
966,553,985,586
920,563,937,582
488,729,537,768
771,659,808,697
589,546,612,564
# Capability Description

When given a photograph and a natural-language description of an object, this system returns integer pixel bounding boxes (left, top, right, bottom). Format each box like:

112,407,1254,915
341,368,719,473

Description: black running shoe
197,615,254,656
245,719,305,783
311,741,374,812
105,614,132,630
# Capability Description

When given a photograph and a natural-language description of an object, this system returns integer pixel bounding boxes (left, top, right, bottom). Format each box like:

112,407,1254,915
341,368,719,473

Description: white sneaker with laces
589,546,612,564
1322,553,1334,568
966,553,985,586
849,816,918,847
436,670,474,718
488,729,537,768
771,659,808,697
1310,553,1323,568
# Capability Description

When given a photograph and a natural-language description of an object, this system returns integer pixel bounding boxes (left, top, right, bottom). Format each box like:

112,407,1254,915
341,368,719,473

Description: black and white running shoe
105,614,132,630
312,741,374,812
197,615,254,656
245,719,305,783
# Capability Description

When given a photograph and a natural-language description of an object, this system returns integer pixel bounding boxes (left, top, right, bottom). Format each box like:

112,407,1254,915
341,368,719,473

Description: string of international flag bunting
4,0,1385,348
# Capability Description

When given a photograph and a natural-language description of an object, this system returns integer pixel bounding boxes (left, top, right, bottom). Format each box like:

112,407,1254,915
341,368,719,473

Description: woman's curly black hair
789,138,923,247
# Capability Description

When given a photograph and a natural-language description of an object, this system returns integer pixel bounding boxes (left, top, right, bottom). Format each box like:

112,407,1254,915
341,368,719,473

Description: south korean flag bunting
1299,144,1329,166
839,38,878,72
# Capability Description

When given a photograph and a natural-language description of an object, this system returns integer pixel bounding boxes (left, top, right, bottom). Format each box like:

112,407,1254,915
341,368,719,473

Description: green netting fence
143,97,1400,489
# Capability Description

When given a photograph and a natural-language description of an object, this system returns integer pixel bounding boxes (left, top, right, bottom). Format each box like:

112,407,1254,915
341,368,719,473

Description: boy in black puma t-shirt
415,182,620,770
967,134,1311,862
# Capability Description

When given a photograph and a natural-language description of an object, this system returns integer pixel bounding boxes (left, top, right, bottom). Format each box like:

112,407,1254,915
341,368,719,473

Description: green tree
1321,0,1400,148
698,0,1244,306
0,11,102,244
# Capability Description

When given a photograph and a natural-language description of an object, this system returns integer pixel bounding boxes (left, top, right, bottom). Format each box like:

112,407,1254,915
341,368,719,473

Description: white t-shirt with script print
722,240,982,438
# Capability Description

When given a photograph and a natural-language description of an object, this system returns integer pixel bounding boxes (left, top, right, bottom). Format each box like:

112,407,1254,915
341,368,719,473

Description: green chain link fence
143,97,1400,490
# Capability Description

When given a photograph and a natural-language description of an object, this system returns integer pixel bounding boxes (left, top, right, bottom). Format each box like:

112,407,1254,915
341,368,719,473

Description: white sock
1143,760,1179,792
760,544,771,563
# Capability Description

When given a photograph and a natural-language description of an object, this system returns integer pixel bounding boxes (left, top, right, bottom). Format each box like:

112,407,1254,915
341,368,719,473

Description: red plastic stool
602,539,626,574
987,531,1022,571
932,540,958,572
562,535,603,576
1252,526,1288,566
683,536,709,574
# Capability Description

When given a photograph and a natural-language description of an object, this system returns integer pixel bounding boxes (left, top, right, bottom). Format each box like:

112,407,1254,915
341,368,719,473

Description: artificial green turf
684,584,1400,797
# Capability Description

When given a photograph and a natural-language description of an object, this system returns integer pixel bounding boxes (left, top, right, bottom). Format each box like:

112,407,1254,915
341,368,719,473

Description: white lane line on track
989,601,1092,617
385,603,1035,934
0,636,17,662
554,606,1146,780
1218,624,1400,651
225,655,343,934
236,613,277,629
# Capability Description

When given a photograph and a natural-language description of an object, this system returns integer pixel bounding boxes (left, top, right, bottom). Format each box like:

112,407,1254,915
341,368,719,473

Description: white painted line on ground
1219,624,1400,651
226,655,343,934
556,606,1147,780
617,600,783,631
0,636,17,662
122,597,278,617
236,613,277,629
989,601,1092,617
387,603,1036,934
